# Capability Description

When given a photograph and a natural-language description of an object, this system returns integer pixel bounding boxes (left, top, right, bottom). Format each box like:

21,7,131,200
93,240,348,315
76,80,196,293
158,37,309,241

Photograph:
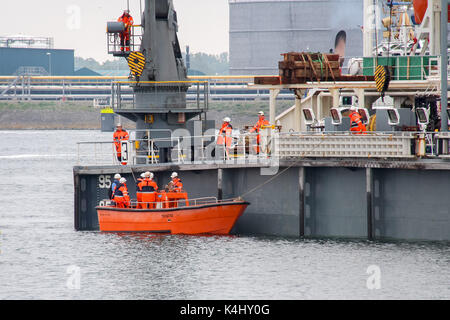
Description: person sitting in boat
138,172,159,209
113,177,130,208
167,172,183,193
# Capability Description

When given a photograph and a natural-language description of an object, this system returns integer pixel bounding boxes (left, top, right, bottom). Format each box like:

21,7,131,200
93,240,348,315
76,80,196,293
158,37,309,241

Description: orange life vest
171,178,183,193
137,178,159,209
349,111,367,134
113,129,130,152
138,178,158,192
113,183,130,208
250,116,270,134
118,14,134,32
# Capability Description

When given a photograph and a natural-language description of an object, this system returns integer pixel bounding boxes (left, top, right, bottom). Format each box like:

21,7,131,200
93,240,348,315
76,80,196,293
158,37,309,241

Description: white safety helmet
171,172,178,179
120,177,127,184
116,123,123,128
223,117,231,123
258,111,265,116
114,174,121,180
145,171,151,178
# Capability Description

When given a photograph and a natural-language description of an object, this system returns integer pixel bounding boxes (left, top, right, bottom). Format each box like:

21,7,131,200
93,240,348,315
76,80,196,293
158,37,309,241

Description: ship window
303,108,315,125
416,108,429,125
358,108,370,124
387,109,400,126
330,108,342,125
342,96,352,105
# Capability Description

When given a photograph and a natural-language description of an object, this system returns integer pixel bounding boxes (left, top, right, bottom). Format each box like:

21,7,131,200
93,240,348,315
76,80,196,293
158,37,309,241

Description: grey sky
1,0,229,62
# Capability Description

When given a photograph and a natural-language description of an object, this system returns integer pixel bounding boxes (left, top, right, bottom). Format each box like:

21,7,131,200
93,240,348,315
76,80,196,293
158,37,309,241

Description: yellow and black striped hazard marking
374,65,390,94
127,51,146,77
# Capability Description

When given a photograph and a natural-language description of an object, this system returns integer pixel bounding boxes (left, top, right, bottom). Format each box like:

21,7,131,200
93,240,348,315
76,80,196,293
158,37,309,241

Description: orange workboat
96,197,249,235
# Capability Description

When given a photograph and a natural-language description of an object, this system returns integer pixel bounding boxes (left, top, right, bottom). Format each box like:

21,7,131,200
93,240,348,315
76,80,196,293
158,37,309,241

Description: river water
0,130,448,300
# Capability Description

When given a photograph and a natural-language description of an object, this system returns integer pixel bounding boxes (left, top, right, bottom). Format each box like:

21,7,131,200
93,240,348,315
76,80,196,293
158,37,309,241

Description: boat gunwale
96,201,250,213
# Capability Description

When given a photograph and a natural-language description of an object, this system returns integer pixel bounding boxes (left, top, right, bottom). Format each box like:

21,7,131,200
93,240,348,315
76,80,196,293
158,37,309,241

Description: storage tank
229,0,364,75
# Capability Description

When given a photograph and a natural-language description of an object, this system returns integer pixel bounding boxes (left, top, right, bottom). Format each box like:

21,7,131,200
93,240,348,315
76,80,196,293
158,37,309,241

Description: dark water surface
0,130,449,300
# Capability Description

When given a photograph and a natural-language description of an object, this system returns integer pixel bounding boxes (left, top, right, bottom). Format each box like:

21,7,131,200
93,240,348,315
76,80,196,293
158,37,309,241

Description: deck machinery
107,0,213,163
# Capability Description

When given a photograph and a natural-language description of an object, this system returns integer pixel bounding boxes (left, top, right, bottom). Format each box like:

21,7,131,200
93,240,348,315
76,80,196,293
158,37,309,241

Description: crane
106,0,213,163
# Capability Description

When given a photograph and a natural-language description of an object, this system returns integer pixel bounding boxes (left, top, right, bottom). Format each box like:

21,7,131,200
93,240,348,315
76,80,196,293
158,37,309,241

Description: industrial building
229,0,364,75
0,36,74,76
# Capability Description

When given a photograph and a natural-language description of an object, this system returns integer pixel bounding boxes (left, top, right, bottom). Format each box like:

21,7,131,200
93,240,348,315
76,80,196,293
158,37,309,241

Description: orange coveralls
138,178,159,209
166,178,185,208
118,13,134,52
349,111,367,134
113,129,129,164
170,178,183,193
249,116,270,153
113,183,130,208
217,122,233,158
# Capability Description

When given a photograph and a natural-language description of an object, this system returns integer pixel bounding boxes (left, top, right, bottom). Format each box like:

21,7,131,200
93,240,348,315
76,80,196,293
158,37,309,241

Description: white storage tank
229,0,364,75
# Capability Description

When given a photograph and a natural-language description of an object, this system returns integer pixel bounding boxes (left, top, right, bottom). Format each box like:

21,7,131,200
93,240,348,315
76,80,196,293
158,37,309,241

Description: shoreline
0,100,294,130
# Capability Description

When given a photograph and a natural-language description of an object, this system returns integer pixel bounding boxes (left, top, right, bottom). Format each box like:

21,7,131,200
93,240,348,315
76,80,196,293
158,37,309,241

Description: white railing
76,141,122,166
275,132,416,159
76,130,424,166
132,132,273,165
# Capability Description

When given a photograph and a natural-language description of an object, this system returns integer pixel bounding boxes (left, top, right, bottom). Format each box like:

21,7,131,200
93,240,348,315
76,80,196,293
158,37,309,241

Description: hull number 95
98,175,112,189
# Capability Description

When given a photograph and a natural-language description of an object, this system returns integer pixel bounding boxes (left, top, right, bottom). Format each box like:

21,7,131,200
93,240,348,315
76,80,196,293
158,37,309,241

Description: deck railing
75,130,443,167
98,197,243,209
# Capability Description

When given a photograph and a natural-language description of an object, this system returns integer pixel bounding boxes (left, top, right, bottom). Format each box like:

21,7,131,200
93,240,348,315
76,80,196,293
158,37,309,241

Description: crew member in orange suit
136,173,146,208
217,117,233,159
348,109,367,134
113,123,129,165
118,10,134,52
113,177,130,208
168,172,183,193
138,172,159,209
249,111,270,154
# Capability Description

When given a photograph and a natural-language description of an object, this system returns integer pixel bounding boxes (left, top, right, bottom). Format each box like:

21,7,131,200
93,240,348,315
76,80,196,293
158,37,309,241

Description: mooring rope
239,135,328,198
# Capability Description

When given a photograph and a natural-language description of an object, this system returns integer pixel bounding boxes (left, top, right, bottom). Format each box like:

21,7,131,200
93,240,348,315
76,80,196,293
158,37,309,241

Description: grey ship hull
74,159,450,241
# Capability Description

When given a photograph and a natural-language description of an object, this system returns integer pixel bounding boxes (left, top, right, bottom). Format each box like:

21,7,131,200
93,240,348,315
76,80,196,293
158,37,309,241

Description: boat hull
96,201,249,235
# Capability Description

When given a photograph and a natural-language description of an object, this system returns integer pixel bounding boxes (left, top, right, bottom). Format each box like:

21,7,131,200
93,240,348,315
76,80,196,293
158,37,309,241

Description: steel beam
299,167,305,238
441,0,449,131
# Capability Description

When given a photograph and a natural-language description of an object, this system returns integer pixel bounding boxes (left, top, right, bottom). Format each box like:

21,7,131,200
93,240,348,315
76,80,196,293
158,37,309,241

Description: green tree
75,52,230,75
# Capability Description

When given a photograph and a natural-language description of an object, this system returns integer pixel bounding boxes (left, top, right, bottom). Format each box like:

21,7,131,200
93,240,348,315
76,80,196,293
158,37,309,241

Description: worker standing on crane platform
118,9,134,52
113,123,130,165
249,111,270,154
